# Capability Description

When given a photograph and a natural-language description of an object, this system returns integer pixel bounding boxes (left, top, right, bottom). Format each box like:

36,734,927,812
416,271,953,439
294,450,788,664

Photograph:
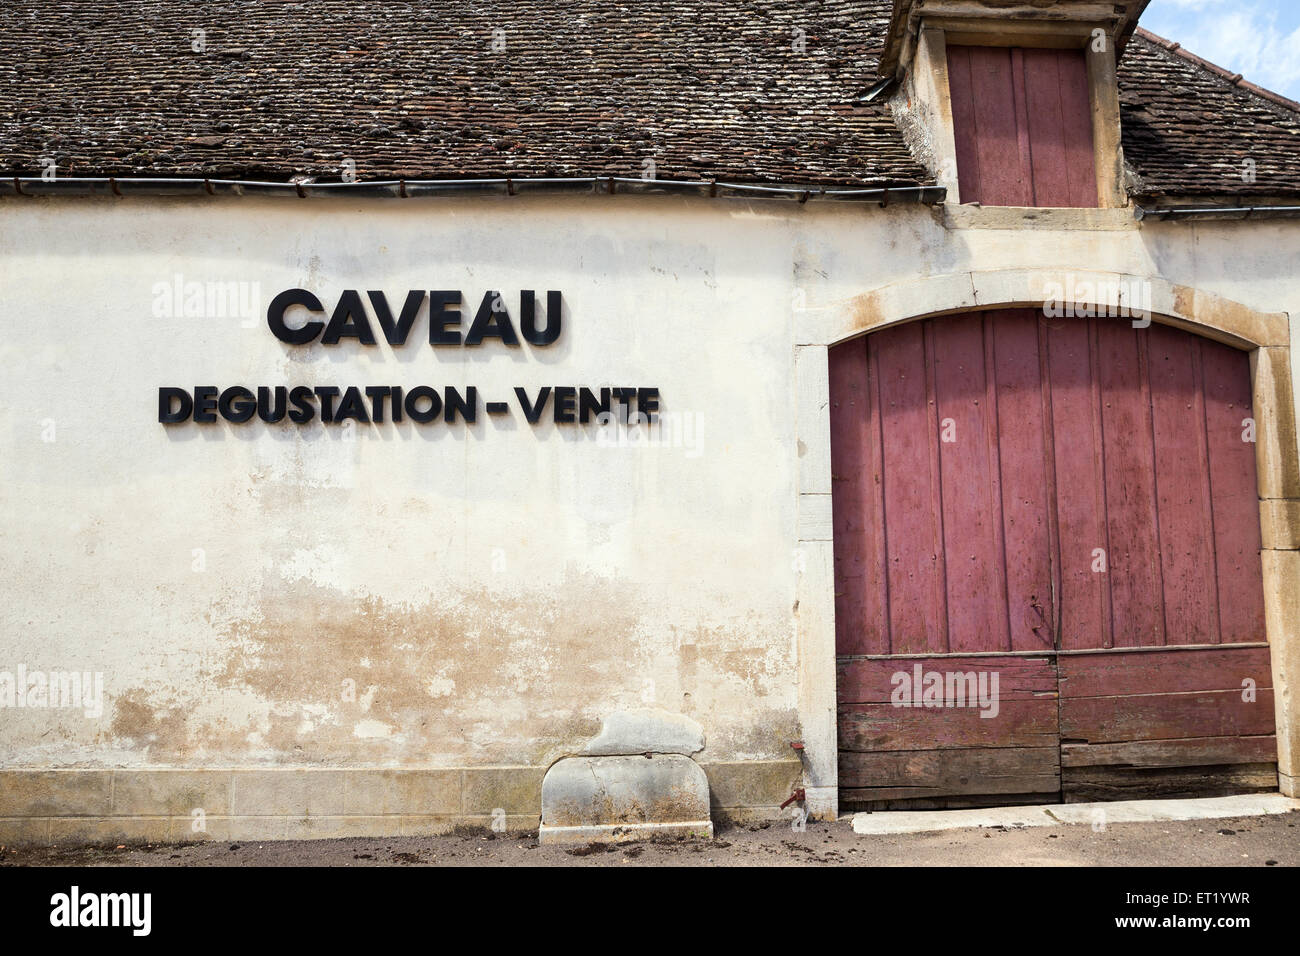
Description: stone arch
818,268,1289,351
793,269,1300,818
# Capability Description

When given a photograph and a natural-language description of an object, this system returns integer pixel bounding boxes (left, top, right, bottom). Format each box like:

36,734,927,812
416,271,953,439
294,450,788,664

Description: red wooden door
832,311,1276,808
947,45,1098,207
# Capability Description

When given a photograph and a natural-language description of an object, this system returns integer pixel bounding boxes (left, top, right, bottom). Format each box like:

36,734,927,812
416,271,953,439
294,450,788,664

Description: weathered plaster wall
1,196,1298,818
1,195,811,772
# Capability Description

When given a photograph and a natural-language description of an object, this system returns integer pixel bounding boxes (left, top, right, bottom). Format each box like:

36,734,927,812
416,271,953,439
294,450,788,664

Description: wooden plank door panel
838,655,1059,807
932,314,1006,653
1046,319,1275,797
948,46,1098,207
878,322,948,655
1147,324,1221,643
1201,343,1268,643
1095,322,1166,647
833,312,1062,809
1059,646,1277,800
1046,321,1270,641
989,311,1056,651
1046,317,1112,650
829,336,887,656
840,748,1062,805
832,310,1276,809
1022,48,1099,207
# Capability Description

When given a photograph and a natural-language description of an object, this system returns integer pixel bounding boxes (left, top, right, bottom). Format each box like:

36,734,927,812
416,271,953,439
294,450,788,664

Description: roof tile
3,5,1298,199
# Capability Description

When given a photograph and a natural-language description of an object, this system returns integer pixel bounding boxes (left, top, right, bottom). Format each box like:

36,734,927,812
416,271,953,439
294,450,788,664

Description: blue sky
1140,0,1300,100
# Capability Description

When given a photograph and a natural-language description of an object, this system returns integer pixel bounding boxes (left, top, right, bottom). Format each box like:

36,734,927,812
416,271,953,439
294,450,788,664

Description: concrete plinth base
850,792,1300,835
540,753,713,843
538,820,714,845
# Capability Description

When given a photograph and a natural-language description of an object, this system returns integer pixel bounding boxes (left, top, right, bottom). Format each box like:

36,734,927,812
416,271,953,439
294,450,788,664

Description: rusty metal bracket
780,788,806,810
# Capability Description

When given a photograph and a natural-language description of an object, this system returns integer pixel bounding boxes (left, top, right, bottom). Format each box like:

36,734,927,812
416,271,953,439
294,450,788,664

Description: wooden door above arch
830,309,1276,808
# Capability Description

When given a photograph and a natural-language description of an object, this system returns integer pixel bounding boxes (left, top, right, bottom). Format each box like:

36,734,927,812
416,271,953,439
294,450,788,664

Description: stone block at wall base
0,763,795,846
539,754,712,844
1281,771,1298,799
538,821,714,845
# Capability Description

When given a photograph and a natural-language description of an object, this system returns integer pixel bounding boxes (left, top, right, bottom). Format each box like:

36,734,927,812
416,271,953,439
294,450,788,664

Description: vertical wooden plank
1036,307,1064,651
991,310,1055,650
982,314,1013,650
1147,323,1220,645
1009,48,1035,203
1021,48,1098,208
980,312,1014,650
865,340,892,653
1201,339,1267,644
1054,48,1100,208
1096,319,1165,647
829,338,887,655
875,322,948,654
963,46,1032,205
922,321,952,652
1046,317,1111,650
1021,48,1070,207
946,45,984,205
932,313,1003,652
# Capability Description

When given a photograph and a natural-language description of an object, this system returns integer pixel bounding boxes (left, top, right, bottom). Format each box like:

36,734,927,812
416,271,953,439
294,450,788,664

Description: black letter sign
267,288,326,344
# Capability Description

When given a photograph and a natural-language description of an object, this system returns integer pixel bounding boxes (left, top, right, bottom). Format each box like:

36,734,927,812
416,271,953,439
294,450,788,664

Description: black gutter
1136,203,1300,222
1,175,946,205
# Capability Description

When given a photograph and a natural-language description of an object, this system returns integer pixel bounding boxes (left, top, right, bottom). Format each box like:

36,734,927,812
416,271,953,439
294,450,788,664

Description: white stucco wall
0,195,1296,776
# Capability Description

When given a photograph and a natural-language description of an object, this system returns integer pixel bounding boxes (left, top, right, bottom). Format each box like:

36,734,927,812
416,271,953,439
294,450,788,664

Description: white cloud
1143,1,1300,99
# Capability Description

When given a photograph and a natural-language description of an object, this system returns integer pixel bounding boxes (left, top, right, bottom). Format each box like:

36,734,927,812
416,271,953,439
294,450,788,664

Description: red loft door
947,45,1098,207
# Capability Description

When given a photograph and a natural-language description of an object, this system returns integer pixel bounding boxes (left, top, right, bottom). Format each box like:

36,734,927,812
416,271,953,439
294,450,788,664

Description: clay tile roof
2,4,1299,199
1119,29,1300,200
0,0,928,188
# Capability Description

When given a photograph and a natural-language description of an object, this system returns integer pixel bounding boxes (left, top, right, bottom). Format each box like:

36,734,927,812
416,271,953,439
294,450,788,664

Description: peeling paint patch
424,676,456,698
208,574,653,764
353,719,396,739
96,569,796,768
108,688,192,757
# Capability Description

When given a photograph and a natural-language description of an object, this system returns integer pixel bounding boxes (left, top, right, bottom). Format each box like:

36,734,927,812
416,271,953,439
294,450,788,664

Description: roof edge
1135,202,1300,222
0,175,947,205
880,0,1150,77
1114,0,1152,57
1134,27,1300,113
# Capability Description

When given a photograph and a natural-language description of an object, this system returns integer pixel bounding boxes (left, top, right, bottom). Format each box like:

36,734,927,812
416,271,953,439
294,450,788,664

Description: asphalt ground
5,809,1297,867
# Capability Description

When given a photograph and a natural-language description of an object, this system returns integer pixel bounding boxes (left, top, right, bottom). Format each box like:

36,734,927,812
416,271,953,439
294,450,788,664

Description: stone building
2,0,1299,842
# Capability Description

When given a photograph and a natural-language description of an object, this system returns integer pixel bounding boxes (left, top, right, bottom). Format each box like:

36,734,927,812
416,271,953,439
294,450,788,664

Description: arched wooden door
831,310,1277,809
